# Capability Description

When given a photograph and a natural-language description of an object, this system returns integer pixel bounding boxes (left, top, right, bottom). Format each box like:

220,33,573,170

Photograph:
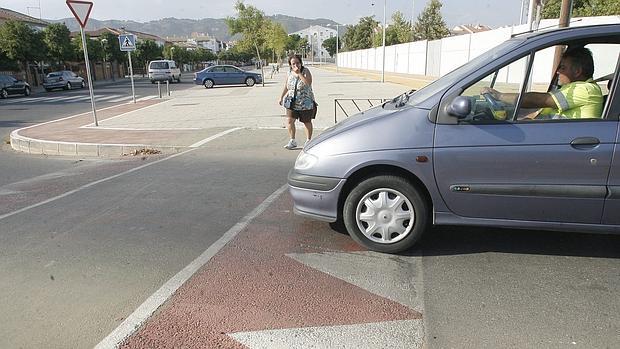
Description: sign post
119,33,137,103
66,0,98,126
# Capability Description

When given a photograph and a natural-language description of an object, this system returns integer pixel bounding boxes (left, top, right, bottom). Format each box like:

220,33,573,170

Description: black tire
203,79,214,88
343,175,429,253
176,75,181,83
24,87,31,96
245,77,255,87
80,81,85,88
66,82,72,90
0,89,7,99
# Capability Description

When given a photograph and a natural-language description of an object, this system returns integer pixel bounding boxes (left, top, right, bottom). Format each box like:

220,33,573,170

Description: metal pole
157,81,161,98
166,80,170,96
520,0,526,24
127,51,136,103
336,24,339,73
381,0,386,83
80,27,98,126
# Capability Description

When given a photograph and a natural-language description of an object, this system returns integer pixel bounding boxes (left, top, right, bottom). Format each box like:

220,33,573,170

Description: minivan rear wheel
343,175,428,253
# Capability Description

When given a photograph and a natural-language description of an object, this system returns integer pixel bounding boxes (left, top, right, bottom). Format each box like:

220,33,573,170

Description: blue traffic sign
119,34,136,52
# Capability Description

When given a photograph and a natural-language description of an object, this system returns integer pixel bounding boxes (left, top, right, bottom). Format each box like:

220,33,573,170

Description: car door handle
570,137,600,149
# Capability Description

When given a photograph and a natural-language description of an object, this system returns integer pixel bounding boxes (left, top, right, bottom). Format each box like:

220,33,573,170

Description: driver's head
557,47,594,85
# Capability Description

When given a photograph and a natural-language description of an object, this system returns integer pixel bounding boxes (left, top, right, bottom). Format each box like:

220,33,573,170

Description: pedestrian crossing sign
119,34,136,51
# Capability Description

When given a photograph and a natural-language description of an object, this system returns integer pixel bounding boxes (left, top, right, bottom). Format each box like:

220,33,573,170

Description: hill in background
50,14,339,40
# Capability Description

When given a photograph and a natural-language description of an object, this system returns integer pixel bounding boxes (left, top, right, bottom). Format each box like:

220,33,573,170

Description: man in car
482,47,604,119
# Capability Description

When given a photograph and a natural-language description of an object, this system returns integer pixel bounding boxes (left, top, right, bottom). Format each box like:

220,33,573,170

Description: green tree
412,0,450,41
322,36,340,57
0,20,45,79
134,40,163,72
373,11,413,46
265,21,288,62
226,0,269,85
541,0,620,18
343,16,379,51
42,23,73,67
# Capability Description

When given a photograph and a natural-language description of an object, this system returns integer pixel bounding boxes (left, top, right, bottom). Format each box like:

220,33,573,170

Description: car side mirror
447,96,472,119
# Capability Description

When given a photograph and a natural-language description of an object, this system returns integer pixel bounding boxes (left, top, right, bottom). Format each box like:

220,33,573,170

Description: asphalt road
0,77,618,349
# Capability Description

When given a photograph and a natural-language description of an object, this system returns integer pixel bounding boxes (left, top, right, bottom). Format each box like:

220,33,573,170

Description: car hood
306,104,434,155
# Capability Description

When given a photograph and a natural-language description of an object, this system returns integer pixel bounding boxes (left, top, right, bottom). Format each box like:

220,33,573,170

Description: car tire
80,81,85,88
245,77,256,87
24,87,31,96
203,79,214,88
343,175,429,253
176,75,181,83
66,82,72,90
0,89,8,99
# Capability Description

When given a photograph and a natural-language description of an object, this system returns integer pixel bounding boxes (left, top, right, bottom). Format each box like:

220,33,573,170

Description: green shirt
540,79,603,119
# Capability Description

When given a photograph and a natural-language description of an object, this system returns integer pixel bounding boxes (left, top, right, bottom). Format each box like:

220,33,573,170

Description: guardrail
333,98,389,123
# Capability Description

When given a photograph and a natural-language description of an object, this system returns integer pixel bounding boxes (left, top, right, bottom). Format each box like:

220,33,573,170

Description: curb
10,129,185,157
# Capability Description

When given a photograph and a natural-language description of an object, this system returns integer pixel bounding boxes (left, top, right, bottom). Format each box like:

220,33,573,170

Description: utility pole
552,0,573,80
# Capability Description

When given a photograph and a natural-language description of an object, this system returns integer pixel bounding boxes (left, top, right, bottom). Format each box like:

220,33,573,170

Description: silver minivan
148,59,181,83
288,24,620,253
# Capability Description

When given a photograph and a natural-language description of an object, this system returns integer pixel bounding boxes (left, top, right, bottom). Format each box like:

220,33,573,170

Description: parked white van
148,60,181,83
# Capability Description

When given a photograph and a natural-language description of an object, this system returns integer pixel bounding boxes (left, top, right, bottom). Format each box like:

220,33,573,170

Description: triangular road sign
66,0,93,28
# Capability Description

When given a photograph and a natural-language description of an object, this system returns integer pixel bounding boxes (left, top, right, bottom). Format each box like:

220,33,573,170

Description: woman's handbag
283,77,300,110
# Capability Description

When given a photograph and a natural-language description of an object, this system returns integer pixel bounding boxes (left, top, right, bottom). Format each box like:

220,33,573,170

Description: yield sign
66,0,93,28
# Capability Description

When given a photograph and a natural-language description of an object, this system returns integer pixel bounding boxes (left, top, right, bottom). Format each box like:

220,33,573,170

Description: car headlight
294,151,318,170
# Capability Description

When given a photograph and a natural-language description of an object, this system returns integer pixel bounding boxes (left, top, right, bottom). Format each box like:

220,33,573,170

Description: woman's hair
288,54,303,66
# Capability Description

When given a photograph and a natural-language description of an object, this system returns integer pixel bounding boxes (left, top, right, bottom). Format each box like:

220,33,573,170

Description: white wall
337,16,620,84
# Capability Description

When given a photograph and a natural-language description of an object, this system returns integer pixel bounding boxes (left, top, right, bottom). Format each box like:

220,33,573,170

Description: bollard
166,80,170,96
157,81,161,98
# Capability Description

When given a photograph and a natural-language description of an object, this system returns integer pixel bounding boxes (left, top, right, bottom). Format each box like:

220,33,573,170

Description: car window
225,66,241,73
458,41,619,123
48,72,62,77
150,62,169,69
211,66,225,73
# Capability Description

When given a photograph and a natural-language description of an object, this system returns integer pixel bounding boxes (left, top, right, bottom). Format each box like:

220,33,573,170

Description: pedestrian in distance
279,54,317,150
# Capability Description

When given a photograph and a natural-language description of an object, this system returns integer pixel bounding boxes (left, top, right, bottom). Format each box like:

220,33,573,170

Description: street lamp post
381,0,386,83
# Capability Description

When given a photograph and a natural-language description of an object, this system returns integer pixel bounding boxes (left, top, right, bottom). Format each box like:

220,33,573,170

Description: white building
290,25,337,62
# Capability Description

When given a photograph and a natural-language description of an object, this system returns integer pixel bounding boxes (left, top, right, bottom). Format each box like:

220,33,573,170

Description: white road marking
0,127,243,222
189,127,244,147
94,184,288,349
230,319,425,349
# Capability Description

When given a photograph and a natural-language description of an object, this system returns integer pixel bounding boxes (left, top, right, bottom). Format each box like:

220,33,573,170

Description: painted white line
189,127,244,147
79,126,201,131
95,183,288,349
0,127,241,222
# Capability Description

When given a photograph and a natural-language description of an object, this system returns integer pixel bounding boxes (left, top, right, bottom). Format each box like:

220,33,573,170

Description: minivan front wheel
343,175,428,253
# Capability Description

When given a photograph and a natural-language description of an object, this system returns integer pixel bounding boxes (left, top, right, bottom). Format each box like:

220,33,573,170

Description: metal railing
333,98,389,123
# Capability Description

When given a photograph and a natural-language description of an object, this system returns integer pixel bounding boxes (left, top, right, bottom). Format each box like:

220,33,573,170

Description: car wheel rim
1,90,7,98
355,188,415,244
246,78,254,86
205,80,213,88
67,83,72,89
25,88,30,96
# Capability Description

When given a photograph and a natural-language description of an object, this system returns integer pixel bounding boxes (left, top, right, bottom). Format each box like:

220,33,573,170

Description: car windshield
406,39,523,106
150,62,169,69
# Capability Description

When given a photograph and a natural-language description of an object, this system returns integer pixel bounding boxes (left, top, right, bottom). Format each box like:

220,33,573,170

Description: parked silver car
43,71,85,91
288,24,620,253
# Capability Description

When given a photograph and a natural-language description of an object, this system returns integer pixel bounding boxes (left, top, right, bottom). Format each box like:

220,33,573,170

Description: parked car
148,60,181,83
43,71,85,91
193,65,262,88
288,24,620,253
0,75,31,98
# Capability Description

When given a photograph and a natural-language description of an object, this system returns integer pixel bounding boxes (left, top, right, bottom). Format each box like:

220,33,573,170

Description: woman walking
279,54,316,149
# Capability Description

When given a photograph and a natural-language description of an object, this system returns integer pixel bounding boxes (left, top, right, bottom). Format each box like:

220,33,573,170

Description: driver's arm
481,88,556,109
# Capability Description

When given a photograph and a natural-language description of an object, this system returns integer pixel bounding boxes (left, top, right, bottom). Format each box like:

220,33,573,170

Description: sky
1,0,526,29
